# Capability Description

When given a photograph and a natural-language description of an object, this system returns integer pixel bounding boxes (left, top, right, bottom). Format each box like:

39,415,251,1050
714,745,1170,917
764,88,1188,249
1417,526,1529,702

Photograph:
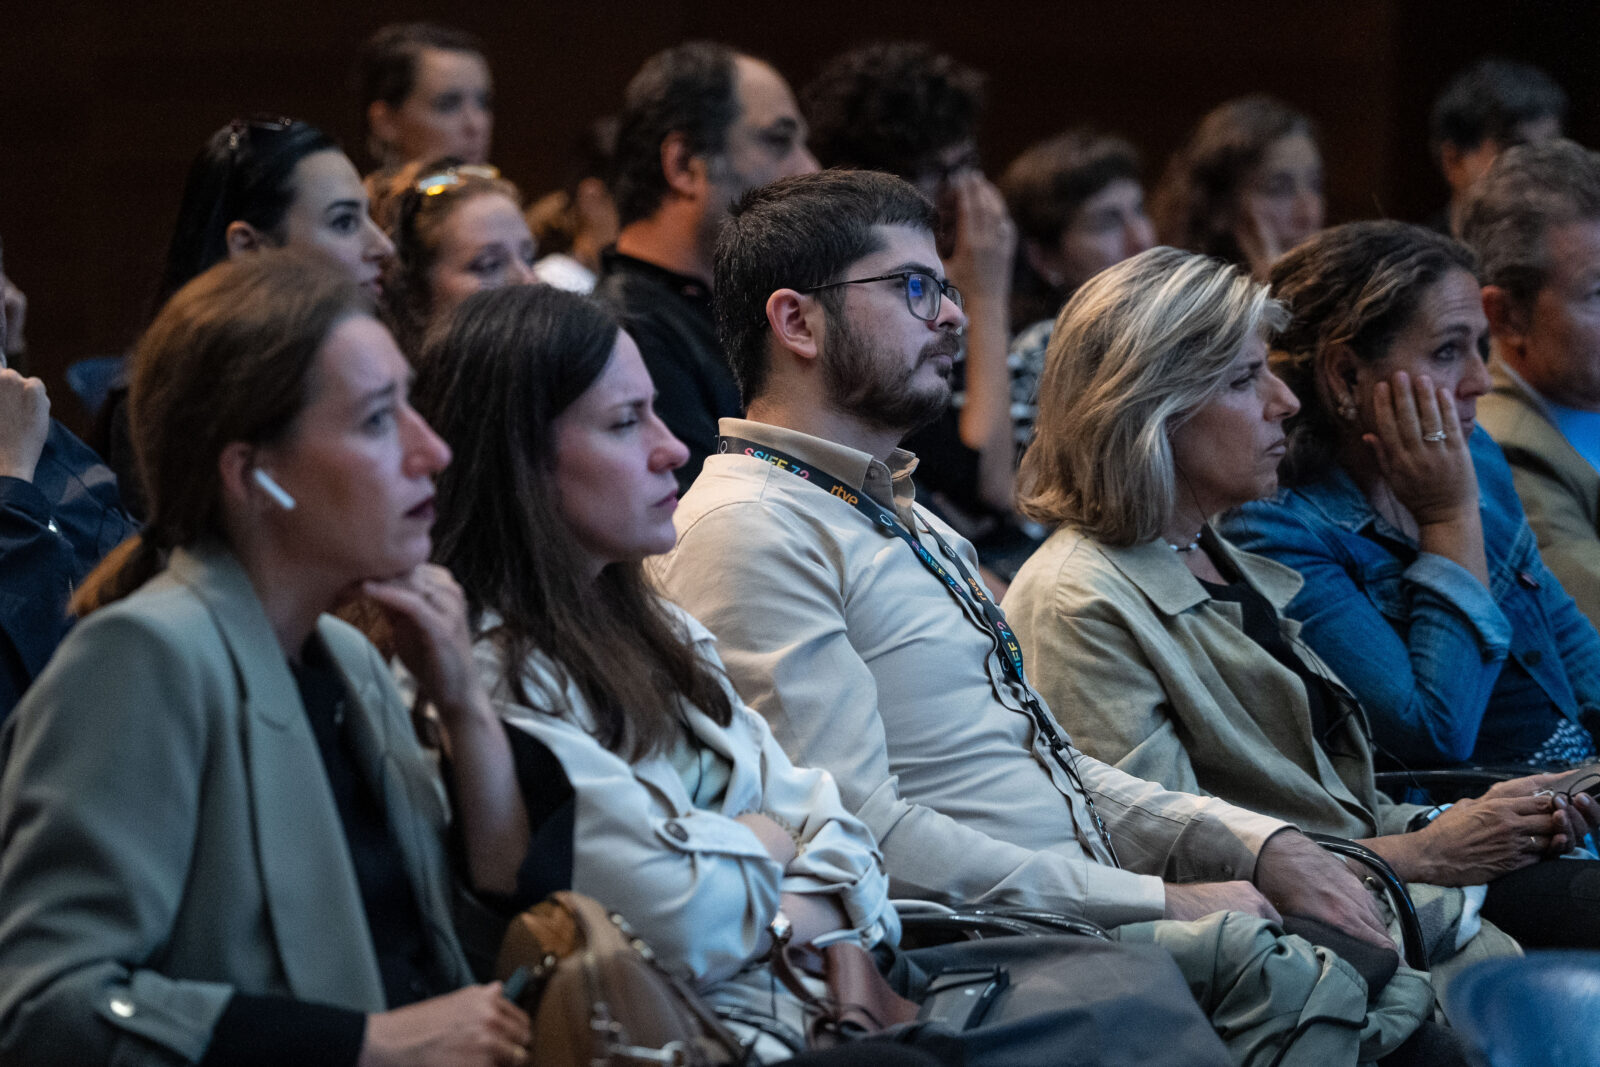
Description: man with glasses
652,171,1424,1057
597,41,817,491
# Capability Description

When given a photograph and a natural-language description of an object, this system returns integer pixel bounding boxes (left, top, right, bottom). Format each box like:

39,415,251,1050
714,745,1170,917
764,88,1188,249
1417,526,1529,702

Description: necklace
1167,528,1203,552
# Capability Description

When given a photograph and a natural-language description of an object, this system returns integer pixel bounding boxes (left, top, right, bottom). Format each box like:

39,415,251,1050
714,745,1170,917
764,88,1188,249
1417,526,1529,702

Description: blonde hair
1019,245,1286,545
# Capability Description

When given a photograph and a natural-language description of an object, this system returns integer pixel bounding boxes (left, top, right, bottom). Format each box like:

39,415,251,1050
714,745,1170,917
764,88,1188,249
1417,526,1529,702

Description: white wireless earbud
252,469,297,511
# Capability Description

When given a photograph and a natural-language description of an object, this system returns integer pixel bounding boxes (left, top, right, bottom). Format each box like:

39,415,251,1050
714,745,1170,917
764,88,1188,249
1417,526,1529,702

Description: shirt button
1518,571,1541,590
109,997,135,1018
1524,650,1543,667
664,821,689,842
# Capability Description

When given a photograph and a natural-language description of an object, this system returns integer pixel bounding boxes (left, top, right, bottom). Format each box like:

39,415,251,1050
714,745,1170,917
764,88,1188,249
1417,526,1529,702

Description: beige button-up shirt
650,418,1286,929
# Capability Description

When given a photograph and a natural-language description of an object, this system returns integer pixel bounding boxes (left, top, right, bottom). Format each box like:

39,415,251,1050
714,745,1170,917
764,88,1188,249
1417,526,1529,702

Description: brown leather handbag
768,938,920,1048
495,891,751,1066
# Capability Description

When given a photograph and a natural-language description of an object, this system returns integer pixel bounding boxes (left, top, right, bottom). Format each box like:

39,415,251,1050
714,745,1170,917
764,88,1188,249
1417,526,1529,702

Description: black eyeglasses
799,270,963,322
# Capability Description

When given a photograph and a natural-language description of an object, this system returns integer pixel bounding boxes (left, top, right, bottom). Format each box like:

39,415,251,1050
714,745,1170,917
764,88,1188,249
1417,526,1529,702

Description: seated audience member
999,129,1155,452
354,22,493,175
1427,57,1566,237
803,42,1018,540
597,41,817,491
413,286,957,1066
1152,95,1325,280
101,117,395,517
0,240,135,721
651,170,1438,1061
526,118,619,293
1002,245,1600,960
0,251,532,1066
372,158,536,358
413,282,1407,1067
1220,222,1600,768
1461,140,1600,626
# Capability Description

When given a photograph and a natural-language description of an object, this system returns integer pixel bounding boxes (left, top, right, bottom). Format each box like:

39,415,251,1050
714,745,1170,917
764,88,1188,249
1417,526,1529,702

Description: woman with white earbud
0,250,535,1067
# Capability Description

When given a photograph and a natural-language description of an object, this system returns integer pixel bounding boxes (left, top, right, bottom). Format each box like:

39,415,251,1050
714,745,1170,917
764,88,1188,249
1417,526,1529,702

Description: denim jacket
1221,429,1600,767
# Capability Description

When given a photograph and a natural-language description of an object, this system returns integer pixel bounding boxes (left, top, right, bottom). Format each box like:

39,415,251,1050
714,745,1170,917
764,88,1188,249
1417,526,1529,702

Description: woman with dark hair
1220,221,1600,773
1152,96,1325,279
1003,244,1600,963
0,251,532,1067
414,284,1254,1067
156,118,393,307
355,22,493,172
104,117,394,516
371,158,535,358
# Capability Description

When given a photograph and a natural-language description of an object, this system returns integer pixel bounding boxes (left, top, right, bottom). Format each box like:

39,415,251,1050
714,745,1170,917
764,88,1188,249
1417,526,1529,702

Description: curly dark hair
1269,220,1478,485
801,41,985,179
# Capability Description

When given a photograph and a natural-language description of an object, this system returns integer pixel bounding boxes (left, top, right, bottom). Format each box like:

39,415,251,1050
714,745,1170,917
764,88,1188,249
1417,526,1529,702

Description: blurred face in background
370,47,494,166
1035,177,1156,294
1240,132,1325,257
426,191,538,321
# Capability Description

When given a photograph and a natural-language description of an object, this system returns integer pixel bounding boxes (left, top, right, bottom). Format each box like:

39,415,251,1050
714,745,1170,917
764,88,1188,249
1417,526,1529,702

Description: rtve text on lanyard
719,435,1119,865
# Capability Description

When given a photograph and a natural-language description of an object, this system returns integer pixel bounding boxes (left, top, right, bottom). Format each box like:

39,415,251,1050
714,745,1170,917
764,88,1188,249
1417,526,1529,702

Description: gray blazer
0,544,473,1066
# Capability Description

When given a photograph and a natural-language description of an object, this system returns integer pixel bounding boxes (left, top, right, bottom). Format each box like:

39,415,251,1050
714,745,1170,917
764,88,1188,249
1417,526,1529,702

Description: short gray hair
1019,246,1287,545
1460,139,1600,312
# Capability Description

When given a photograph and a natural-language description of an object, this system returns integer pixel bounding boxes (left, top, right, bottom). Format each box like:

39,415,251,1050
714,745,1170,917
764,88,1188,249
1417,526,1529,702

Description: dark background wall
4,0,1595,436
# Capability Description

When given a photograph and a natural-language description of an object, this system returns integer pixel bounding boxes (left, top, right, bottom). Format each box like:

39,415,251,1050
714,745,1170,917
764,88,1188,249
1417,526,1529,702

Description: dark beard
823,313,958,437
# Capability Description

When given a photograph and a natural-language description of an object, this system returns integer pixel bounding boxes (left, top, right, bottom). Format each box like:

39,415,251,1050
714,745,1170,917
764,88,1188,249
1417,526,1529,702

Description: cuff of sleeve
1080,866,1169,929
1176,803,1289,885
0,475,50,521
1405,552,1513,655
200,993,365,1067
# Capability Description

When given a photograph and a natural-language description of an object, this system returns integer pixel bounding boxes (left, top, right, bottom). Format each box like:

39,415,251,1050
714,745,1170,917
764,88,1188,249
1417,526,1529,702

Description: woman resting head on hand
0,250,530,1067
1220,220,1600,771
1004,244,1600,961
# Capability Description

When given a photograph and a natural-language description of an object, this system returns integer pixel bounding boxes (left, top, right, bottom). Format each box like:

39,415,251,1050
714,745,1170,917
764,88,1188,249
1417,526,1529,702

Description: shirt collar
1095,529,1305,617
600,248,712,303
717,417,921,524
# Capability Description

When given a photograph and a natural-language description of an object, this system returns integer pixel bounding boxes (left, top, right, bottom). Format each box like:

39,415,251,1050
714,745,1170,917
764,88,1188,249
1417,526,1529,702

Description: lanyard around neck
718,434,1120,865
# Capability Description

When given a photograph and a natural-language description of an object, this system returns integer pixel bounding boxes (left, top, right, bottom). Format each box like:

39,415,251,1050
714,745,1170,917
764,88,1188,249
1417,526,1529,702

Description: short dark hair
157,117,339,308
802,41,985,178
1429,57,1567,159
713,170,938,404
1001,129,1142,323
355,23,486,140
1460,139,1600,312
611,41,741,228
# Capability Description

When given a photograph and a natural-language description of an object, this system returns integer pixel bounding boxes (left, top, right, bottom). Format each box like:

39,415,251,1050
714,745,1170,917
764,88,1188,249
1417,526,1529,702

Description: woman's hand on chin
1363,372,1478,528
362,564,490,731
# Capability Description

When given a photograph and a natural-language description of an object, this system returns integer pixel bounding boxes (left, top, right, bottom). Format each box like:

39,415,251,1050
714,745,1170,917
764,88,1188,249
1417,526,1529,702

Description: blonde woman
1003,245,1600,966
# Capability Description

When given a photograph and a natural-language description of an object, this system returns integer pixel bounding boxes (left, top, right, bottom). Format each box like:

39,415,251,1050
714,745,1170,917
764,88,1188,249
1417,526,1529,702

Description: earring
1336,396,1358,421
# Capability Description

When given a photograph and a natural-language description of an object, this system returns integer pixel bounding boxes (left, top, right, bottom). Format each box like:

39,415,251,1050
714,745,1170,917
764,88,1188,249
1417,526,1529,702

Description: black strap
718,435,1119,864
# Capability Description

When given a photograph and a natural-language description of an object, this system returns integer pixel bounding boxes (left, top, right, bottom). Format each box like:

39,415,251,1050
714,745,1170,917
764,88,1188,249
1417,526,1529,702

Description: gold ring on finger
1422,430,1448,443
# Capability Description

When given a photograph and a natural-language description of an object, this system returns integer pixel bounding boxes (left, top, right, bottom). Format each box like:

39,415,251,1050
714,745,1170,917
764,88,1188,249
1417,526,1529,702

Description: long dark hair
74,251,368,615
413,285,732,759
156,117,338,307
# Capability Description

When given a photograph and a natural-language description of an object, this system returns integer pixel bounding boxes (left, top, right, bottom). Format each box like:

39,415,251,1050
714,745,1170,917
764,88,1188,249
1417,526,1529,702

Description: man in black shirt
596,41,817,490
